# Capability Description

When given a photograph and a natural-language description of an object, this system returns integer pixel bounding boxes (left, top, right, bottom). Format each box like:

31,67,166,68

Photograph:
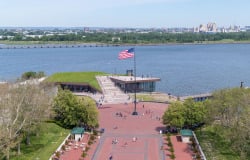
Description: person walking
109,154,113,160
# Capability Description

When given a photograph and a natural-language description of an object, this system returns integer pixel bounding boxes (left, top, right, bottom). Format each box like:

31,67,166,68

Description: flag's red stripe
118,50,134,60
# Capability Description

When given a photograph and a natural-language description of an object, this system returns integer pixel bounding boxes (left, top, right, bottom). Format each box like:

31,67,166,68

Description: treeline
162,87,250,159
21,71,45,80
3,32,250,43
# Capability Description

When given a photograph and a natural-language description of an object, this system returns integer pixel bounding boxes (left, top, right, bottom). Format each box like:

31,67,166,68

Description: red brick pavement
59,102,194,160
171,136,193,160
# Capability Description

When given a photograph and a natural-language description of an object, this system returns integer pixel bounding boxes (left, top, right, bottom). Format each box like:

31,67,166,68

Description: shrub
93,130,98,136
169,146,174,153
65,140,69,145
61,145,65,151
167,141,173,147
170,153,176,160
21,71,45,80
190,137,195,143
90,134,95,141
192,141,196,148
193,147,198,153
85,146,90,151
88,140,93,145
55,151,60,158
82,151,87,158
166,136,171,142
196,153,201,160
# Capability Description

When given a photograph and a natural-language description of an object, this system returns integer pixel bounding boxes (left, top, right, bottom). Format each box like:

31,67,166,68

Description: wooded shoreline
1,40,250,49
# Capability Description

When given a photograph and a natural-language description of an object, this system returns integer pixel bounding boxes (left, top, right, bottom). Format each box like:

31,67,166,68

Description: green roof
46,72,107,92
71,127,84,134
180,129,193,136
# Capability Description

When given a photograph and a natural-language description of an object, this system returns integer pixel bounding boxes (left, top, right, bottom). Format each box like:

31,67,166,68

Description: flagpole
132,48,138,115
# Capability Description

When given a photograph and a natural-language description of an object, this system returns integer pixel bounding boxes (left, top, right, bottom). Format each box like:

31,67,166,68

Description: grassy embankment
134,92,177,103
11,122,69,160
46,72,107,92
196,39,250,44
195,125,241,160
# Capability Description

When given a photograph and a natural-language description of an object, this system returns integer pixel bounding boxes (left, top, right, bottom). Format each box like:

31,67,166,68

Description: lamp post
240,81,244,88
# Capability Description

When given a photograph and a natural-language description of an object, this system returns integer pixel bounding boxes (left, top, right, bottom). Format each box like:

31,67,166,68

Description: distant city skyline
1,0,250,28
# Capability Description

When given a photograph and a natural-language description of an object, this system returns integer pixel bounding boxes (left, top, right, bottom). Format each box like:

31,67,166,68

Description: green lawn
134,93,176,103
46,72,107,92
195,125,241,160
136,94,155,101
11,122,69,160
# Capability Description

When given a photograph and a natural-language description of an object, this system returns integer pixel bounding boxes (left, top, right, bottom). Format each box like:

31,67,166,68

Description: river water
1,44,250,96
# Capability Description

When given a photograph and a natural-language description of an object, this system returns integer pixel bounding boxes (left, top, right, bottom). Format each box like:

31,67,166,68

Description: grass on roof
46,72,107,91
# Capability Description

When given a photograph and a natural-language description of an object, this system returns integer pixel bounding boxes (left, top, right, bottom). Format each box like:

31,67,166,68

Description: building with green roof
180,129,193,143
71,127,85,141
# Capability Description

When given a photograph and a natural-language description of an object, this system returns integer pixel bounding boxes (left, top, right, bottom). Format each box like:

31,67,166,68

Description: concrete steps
96,76,132,104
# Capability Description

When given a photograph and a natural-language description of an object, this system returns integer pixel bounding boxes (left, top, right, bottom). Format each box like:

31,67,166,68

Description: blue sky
1,0,249,28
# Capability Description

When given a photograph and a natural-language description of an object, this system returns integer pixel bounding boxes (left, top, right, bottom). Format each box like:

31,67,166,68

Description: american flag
118,48,134,60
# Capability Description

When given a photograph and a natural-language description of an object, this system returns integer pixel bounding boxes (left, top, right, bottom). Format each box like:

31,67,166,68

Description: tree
183,99,206,127
162,101,185,129
22,83,53,146
82,97,99,129
21,71,46,80
162,98,207,130
204,88,250,158
0,83,53,159
53,89,98,129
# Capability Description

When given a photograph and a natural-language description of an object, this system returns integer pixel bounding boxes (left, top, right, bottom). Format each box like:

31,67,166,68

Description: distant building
111,37,121,42
25,35,43,38
207,22,217,32
193,27,199,33
83,27,90,32
245,26,250,31
199,24,208,32
197,22,217,33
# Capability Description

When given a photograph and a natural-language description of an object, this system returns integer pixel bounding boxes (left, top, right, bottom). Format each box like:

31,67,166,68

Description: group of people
115,112,123,117
112,138,118,144
109,136,139,160
115,112,127,119
112,136,138,145
97,95,105,107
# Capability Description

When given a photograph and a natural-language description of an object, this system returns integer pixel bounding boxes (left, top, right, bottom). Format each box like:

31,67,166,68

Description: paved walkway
92,102,167,160
59,102,194,160
59,134,90,160
93,134,164,160
171,136,193,160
